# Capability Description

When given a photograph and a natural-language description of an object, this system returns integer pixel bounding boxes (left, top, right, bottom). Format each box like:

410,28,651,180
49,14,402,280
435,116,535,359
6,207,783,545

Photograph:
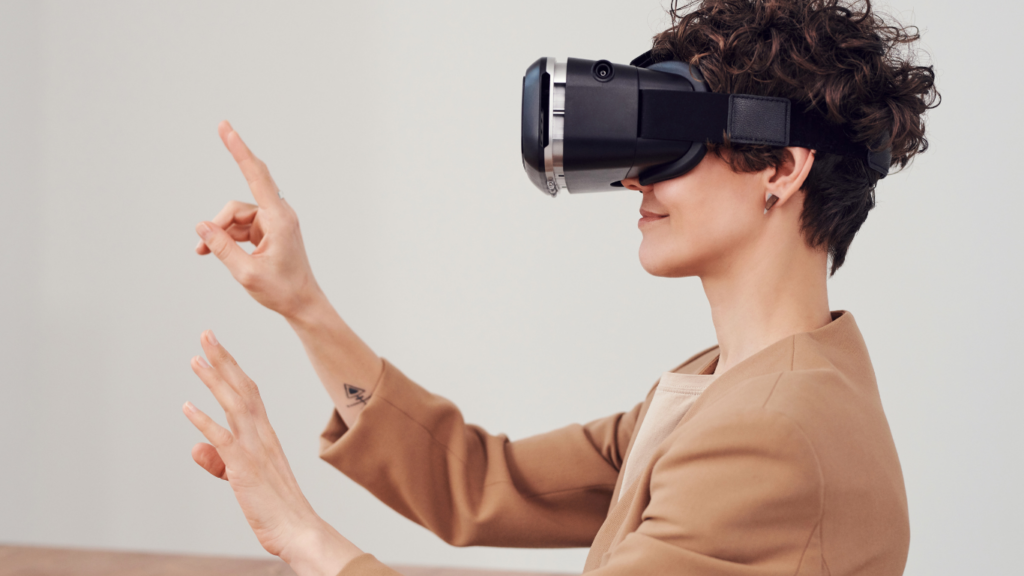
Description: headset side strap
638,90,890,177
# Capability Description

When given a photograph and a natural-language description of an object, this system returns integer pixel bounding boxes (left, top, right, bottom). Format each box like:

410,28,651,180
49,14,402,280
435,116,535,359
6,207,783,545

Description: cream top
618,371,717,501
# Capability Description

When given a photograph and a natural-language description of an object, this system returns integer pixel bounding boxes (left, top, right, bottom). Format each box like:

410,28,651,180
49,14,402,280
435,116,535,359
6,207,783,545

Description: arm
328,407,823,576
194,121,380,427
181,328,641,575
181,329,645,576
285,293,383,428
319,359,642,548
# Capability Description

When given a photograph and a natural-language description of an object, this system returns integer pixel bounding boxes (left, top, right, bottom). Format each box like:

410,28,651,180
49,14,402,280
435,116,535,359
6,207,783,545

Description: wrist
281,517,362,576
284,287,333,329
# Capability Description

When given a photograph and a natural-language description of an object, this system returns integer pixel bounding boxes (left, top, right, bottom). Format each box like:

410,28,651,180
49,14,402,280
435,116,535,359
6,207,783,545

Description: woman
183,1,938,574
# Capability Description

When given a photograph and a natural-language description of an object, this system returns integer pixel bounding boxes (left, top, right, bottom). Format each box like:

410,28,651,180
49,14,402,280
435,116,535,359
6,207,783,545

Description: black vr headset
521,50,891,196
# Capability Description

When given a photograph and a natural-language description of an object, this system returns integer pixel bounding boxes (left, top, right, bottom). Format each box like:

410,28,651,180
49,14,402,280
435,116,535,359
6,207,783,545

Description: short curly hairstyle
650,0,939,274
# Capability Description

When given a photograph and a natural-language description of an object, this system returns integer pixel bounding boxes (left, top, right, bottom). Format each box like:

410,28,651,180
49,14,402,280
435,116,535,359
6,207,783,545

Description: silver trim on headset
543,58,568,196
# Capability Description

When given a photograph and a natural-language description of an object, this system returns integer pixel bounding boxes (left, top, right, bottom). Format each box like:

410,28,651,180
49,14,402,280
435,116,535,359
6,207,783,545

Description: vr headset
521,50,891,196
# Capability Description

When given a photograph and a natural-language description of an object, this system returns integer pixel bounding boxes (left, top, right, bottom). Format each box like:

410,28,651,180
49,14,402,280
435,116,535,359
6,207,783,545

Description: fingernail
196,355,210,369
197,222,212,240
184,401,196,414
195,239,205,252
206,330,219,346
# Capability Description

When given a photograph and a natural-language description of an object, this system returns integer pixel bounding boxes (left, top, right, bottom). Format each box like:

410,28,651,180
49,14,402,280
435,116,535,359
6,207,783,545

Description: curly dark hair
651,0,939,274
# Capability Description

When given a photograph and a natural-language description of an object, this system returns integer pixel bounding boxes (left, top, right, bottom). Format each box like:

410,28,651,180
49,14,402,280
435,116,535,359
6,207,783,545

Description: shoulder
686,353,890,464
668,327,906,524
692,311,885,436
662,314,893,486
643,314,908,572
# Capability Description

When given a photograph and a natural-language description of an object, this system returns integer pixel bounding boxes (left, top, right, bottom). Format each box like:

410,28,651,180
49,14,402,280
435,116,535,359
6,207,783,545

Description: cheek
638,182,761,276
638,213,728,276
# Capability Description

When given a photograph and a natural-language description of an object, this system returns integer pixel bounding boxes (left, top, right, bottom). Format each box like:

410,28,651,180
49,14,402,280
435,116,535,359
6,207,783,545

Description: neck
701,231,832,375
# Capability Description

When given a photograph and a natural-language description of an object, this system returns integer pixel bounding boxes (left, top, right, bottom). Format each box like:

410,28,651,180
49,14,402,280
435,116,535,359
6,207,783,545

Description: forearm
286,290,383,428
319,360,623,548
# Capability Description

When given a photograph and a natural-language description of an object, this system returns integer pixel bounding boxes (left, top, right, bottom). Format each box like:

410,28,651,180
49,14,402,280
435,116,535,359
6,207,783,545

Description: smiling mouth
639,209,668,225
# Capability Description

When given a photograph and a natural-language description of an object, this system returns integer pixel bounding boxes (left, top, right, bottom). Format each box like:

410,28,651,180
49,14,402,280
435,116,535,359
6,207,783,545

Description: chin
638,244,698,278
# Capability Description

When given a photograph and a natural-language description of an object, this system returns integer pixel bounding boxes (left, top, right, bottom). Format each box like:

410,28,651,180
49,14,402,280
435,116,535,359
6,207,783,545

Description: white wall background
0,1,1019,574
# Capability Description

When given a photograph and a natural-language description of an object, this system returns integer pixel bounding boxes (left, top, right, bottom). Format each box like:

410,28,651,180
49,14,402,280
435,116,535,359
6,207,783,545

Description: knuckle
211,238,232,259
207,349,236,371
217,348,238,368
226,395,246,415
216,201,240,220
234,266,256,287
232,199,257,215
238,378,260,399
227,201,248,218
278,209,299,231
216,429,234,447
244,402,262,420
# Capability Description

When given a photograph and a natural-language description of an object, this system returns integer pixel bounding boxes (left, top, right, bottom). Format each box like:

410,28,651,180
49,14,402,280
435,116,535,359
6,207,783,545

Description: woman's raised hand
183,330,361,576
195,121,322,320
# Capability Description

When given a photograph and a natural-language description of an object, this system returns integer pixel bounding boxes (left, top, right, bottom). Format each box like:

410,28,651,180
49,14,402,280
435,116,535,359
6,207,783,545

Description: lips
639,208,668,227
639,209,667,219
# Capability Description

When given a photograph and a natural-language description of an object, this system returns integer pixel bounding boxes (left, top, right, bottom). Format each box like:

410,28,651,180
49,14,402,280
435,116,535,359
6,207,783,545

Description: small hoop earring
764,193,779,215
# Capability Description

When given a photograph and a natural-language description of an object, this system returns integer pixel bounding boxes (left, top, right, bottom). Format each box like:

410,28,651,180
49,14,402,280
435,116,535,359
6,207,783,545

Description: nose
620,177,654,193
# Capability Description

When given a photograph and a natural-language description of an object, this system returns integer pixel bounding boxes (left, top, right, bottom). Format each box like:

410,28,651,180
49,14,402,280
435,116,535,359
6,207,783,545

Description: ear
763,147,815,208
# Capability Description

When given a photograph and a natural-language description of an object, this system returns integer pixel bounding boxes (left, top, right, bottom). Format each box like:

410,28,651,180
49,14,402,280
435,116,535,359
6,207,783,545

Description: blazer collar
677,310,868,429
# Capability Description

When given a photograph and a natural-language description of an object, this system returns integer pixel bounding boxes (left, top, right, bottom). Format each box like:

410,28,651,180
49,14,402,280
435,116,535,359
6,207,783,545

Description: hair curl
651,0,939,274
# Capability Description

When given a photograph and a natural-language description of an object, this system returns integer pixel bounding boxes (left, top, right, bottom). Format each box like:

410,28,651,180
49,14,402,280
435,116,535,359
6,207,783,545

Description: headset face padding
635,60,708,187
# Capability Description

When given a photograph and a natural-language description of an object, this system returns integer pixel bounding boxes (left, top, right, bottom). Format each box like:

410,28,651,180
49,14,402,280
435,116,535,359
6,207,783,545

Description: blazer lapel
608,345,720,503
676,336,795,429
677,311,855,429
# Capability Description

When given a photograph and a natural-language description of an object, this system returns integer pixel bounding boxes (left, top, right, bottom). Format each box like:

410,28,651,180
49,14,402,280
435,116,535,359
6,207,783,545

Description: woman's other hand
195,121,322,320
183,329,361,576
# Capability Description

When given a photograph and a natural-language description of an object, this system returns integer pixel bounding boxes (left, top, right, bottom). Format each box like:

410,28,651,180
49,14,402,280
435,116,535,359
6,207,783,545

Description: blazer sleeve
319,358,642,549
334,406,825,576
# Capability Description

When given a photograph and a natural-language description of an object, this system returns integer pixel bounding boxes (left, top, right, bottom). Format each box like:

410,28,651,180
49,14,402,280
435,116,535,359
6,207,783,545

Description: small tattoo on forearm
344,383,372,408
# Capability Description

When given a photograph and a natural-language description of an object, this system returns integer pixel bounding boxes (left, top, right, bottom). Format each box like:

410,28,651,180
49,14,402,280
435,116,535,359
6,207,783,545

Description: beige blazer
320,311,910,575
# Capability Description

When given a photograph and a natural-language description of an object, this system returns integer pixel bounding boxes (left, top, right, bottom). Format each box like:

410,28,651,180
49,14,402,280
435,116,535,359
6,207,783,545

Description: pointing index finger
218,120,283,210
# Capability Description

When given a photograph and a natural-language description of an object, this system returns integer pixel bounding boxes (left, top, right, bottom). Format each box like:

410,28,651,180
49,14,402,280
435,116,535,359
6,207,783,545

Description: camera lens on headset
592,60,614,82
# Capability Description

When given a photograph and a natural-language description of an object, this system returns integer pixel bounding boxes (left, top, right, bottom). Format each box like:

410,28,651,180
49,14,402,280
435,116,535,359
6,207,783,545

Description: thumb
197,221,251,275
191,442,228,480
